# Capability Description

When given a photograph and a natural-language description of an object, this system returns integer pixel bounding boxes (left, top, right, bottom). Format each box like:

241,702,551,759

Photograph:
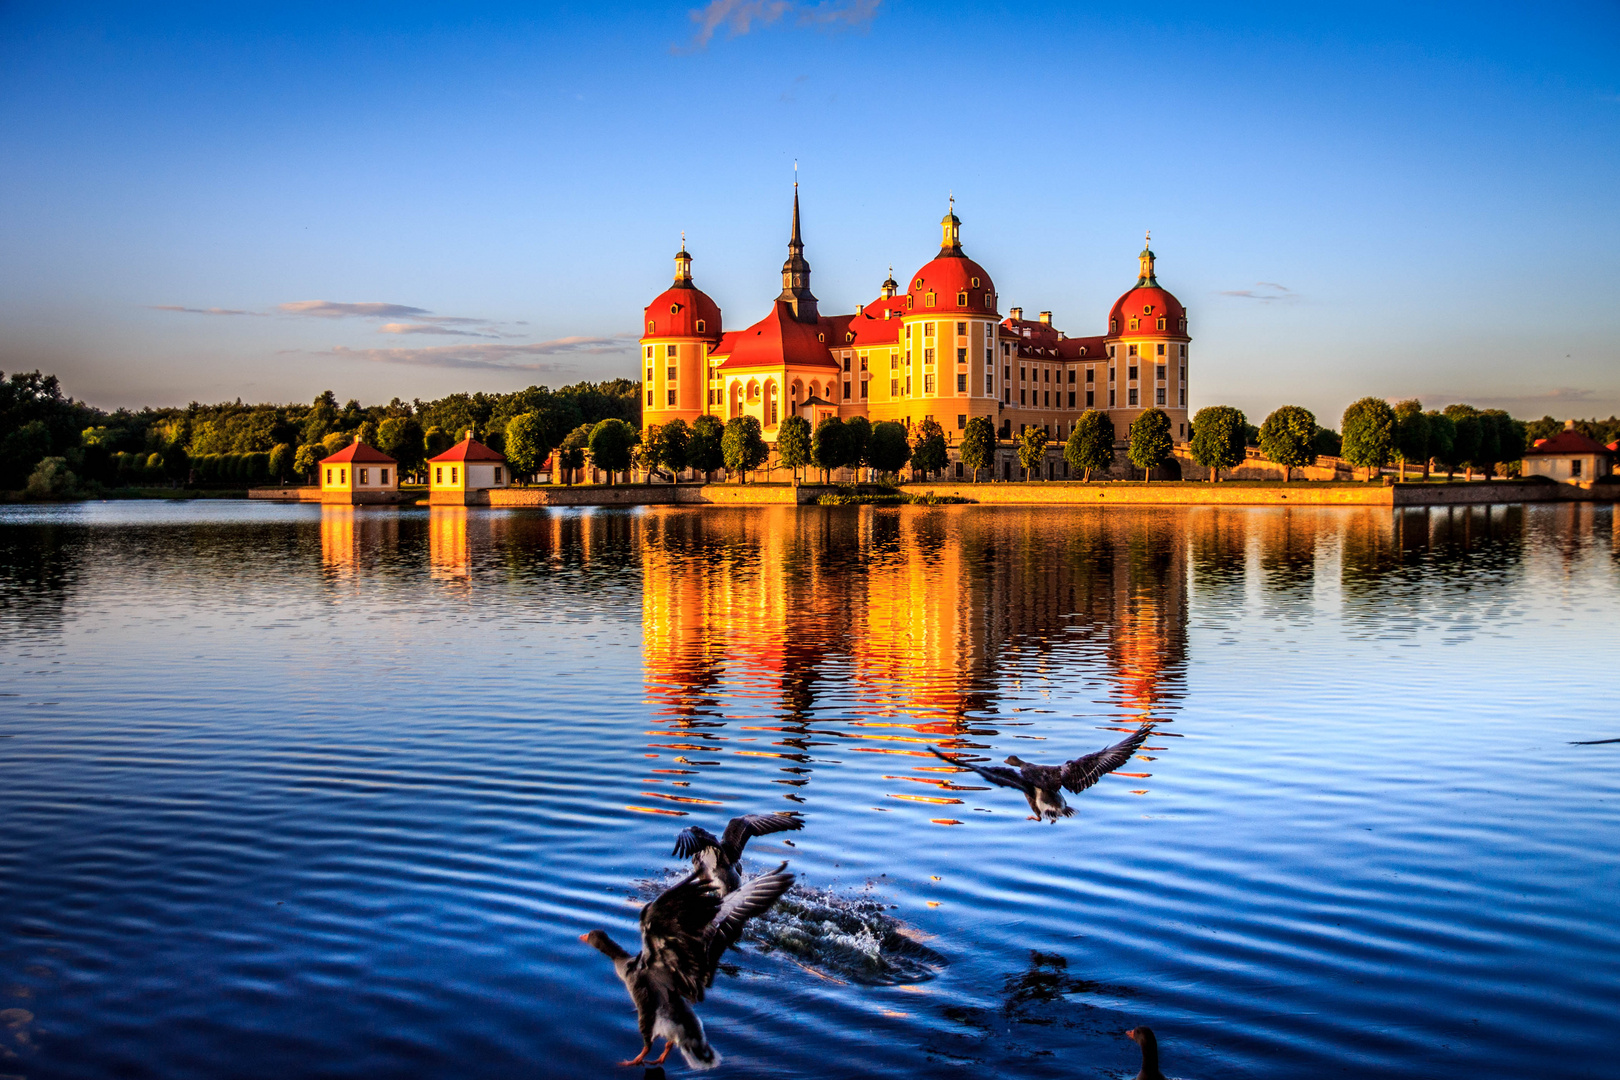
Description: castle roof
320,440,396,465
718,301,841,372
1525,429,1612,456
429,435,506,463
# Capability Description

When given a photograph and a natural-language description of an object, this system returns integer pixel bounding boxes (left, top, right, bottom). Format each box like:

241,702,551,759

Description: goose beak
578,933,590,943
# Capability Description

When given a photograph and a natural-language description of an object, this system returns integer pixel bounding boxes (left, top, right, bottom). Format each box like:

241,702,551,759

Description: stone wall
486,484,828,508
896,482,1396,506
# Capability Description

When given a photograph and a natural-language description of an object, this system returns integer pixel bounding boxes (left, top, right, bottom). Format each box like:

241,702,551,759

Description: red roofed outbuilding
428,432,509,505
1522,422,1615,484
318,440,399,504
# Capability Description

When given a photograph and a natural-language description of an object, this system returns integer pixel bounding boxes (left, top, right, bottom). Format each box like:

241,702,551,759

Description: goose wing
927,746,1031,791
671,825,721,860
1058,725,1153,794
639,873,722,1002
718,812,804,861
703,862,796,985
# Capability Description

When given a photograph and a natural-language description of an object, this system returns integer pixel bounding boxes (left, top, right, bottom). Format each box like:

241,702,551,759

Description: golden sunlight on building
319,441,399,505
429,433,509,506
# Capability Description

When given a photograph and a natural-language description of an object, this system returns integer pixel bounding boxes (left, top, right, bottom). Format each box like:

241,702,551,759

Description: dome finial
939,197,962,256
1137,231,1158,287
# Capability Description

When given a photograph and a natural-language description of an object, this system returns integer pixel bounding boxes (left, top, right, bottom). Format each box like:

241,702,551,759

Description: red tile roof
903,253,998,318
644,282,722,343
1524,429,1612,456
1108,284,1188,341
718,301,840,371
429,436,506,463
320,440,397,465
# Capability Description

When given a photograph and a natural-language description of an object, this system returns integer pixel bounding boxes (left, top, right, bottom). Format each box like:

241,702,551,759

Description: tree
1016,425,1049,480
1258,405,1317,482
866,420,911,479
1128,408,1173,481
1391,400,1429,481
810,416,849,483
163,442,190,486
776,415,812,484
960,415,996,481
377,416,427,480
1443,404,1482,480
588,418,636,483
557,423,591,485
355,420,378,449
1341,397,1396,479
688,415,725,482
1064,410,1115,482
1190,405,1248,483
293,443,321,483
423,425,455,459
502,412,549,481
1487,410,1526,475
25,457,76,499
1424,410,1456,479
721,415,769,480
842,415,871,482
660,418,690,477
1312,426,1342,459
0,420,53,490
910,418,948,479
267,443,294,484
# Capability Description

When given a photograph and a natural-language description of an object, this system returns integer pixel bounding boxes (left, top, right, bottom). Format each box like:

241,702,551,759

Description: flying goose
671,812,803,896
581,863,795,1069
1127,1025,1168,1080
927,725,1153,822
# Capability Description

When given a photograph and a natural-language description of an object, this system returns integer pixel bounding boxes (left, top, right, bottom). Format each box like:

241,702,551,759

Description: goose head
580,930,629,960
1005,755,1028,767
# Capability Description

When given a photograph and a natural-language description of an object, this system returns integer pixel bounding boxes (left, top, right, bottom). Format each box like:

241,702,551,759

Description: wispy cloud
324,334,638,372
679,0,879,52
278,300,433,320
378,322,498,338
1219,282,1297,302
150,305,261,316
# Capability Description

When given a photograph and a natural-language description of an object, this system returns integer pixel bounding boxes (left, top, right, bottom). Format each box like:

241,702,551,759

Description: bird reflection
672,812,804,896
583,862,795,1069
927,725,1153,821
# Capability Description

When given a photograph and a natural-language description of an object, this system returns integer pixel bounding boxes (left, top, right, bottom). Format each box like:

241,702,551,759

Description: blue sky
1,1,1616,423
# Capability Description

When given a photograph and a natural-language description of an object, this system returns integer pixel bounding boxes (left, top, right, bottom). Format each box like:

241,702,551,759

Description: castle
640,188,1192,467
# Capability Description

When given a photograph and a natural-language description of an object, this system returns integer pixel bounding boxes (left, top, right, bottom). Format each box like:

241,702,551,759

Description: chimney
1038,311,1052,325
465,429,475,441
1009,306,1023,321
1565,419,1576,430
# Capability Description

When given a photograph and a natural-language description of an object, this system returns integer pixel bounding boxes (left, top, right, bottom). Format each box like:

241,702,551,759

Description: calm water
1,501,1617,1079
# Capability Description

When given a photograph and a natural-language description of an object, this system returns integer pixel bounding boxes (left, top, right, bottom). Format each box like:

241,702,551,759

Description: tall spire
778,175,818,322
1137,230,1158,287
939,196,963,256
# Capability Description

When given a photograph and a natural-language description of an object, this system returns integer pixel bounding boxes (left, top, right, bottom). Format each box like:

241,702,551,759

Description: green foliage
501,413,549,479
659,418,690,475
842,415,871,469
1064,410,1115,481
1312,426,1342,458
1,420,53,489
1390,400,1429,478
1258,405,1316,481
1423,411,1456,475
1016,425,1049,480
721,415,770,479
811,416,849,480
268,443,294,482
1190,405,1249,481
959,416,996,481
25,457,77,499
377,416,427,477
587,418,636,479
910,418,948,478
866,420,912,478
293,444,321,482
687,414,725,478
1442,404,1482,477
1488,410,1527,469
1341,397,1397,476
321,430,349,457
557,423,592,483
163,443,190,483
1127,408,1173,480
775,415,812,481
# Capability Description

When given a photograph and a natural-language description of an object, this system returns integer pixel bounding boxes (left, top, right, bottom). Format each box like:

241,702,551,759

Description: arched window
695,319,705,333
926,292,936,308
957,292,967,305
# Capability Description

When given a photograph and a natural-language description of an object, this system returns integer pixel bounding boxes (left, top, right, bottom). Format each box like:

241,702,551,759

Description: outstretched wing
640,873,722,1002
671,826,721,860
703,862,796,985
1058,725,1153,794
927,746,1030,791
719,812,803,861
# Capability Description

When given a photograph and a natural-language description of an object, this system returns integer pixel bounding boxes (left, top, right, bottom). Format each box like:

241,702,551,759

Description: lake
1,501,1617,1079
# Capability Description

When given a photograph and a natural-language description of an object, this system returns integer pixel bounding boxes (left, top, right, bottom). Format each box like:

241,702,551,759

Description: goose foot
619,1047,650,1067
652,1042,674,1066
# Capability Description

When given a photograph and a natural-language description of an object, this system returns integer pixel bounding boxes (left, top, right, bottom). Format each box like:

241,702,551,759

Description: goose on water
671,812,803,896
1126,1025,1168,1080
582,863,795,1069
926,725,1153,822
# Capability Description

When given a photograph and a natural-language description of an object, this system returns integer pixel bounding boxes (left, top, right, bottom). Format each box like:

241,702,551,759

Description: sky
1,1,1617,424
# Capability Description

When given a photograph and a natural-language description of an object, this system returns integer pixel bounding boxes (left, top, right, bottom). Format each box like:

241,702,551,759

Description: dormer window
648,320,655,333
670,304,680,314
695,319,705,333
971,277,980,287
817,333,825,342
926,292,937,308
1130,318,1139,330
957,292,967,305
1142,304,1153,315
1179,318,1186,331
914,278,924,290
1157,317,1166,331
846,332,854,342
1110,318,1118,334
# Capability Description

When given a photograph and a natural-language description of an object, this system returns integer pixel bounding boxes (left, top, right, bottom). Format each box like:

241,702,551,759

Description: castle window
1179,318,1186,331
668,390,677,405
985,348,993,365
1130,318,1139,331
1143,304,1153,315
1156,365,1166,381
1110,318,1117,333
1127,344,1138,357
1180,344,1187,358
1109,367,1116,382
647,367,654,381
1180,366,1187,382
1128,365,1138,381
1128,388,1139,406
696,320,705,333
667,344,677,356
957,292,967,305
1157,317,1166,331
1086,367,1094,383
891,352,899,369
1044,369,1051,382
645,346,653,358
925,322,935,338
646,390,654,405
860,381,869,399
1086,390,1094,408
956,322,966,336
843,356,851,371
1108,345,1116,358
1109,390,1116,406
891,378,900,396
985,294,994,310
1157,343,1166,355
1044,390,1050,406
1068,391,1076,408
818,333,824,342
434,467,441,483
1079,347,1087,356
957,373,967,392
1156,387,1166,406
1004,365,1010,380
971,277,980,287
844,381,852,398
924,348,935,364
1020,389,1026,405
1180,387,1187,406
1019,367,1026,380
668,366,678,380
1068,369,1075,383
986,374,994,395
906,376,913,394
914,278,924,290
670,304,679,314
926,292,936,307
846,332,854,342
957,348,967,363
957,414,967,429
648,320,655,333
924,374,936,393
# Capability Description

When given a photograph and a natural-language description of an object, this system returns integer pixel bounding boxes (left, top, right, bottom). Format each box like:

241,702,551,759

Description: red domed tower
1104,234,1191,440
641,243,722,431
871,201,1002,432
